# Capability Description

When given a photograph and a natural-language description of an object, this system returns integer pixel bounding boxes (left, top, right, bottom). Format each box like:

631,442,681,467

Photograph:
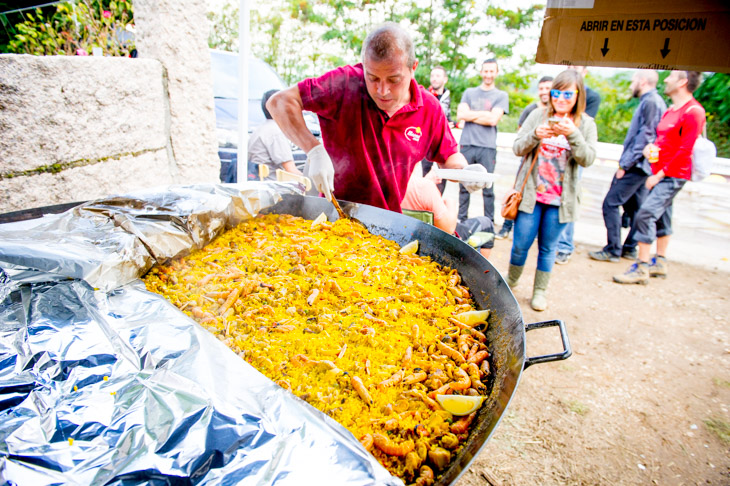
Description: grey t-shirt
459,87,509,148
247,119,294,180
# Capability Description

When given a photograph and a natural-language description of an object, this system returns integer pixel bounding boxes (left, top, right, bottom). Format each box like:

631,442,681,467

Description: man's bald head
362,23,416,69
634,70,659,88
631,70,659,98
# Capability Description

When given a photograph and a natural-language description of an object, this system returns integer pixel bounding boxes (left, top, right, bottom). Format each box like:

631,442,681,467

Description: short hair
432,65,447,76
362,23,416,69
634,69,659,88
482,58,499,70
538,75,554,85
547,69,586,125
262,89,278,119
684,71,702,93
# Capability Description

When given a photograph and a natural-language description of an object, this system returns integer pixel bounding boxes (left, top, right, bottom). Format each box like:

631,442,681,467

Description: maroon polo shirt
298,63,458,212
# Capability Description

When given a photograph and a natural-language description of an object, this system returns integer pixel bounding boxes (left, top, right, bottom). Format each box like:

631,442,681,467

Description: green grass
704,417,730,444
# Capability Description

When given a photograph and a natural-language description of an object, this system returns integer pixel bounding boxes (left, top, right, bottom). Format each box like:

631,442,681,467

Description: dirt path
455,240,730,486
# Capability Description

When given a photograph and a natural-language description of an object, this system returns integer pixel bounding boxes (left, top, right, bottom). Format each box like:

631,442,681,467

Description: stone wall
0,0,219,214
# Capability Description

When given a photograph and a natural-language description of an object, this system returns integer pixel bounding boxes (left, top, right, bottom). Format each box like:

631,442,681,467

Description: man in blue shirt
589,70,666,262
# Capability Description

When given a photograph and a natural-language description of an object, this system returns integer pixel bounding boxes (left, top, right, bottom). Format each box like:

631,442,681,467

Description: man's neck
670,91,693,109
536,100,547,108
430,86,444,95
479,83,495,91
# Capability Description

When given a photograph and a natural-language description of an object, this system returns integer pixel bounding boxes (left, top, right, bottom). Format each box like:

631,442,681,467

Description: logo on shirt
405,126,422,142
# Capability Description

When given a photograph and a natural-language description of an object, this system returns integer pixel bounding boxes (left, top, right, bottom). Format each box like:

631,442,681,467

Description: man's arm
267,86,320,153
457,102,504,126
626,99,660,168
441,151,468,170
281,160,303,176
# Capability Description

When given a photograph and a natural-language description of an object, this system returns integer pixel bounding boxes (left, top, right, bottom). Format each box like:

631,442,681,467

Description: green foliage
3,1,134,57
589,71,637,145
695,73,730,158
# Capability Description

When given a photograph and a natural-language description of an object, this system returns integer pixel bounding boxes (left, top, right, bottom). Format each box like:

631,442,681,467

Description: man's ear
411,60,419,72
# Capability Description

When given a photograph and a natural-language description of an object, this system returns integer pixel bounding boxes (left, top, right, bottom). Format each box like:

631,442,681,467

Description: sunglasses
551,89,576,100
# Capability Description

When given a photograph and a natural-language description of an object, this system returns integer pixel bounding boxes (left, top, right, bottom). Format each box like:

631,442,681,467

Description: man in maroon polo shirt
267,23,487,212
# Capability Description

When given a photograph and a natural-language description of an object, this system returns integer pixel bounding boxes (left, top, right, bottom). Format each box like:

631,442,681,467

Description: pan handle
523,319,572,369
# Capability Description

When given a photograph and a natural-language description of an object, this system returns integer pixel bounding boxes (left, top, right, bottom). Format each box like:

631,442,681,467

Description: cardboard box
536,0,730,73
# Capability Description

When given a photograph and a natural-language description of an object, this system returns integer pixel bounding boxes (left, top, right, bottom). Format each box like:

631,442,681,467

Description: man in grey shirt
456,58,509,222
248,89,303,181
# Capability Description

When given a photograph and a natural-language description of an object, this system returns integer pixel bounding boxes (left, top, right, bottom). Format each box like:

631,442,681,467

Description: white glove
305,144,335,200
462,164,493,193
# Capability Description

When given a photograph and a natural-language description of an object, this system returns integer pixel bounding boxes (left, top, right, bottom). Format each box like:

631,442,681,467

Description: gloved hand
461,164,493,193
305,144,335,200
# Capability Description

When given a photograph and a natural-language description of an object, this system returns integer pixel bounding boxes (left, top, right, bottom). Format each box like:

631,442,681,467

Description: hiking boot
649,255,668,278
555,252,571,265
506,264,524,288
621,248,638,260
495,225,511,240
588,250,620,263
613,261,650,285
531,270,551,311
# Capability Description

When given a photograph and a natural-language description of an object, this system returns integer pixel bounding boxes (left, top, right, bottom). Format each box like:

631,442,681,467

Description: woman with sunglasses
506,69,597,311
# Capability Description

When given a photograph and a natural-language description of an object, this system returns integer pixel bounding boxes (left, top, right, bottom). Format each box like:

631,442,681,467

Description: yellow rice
143,213,491,485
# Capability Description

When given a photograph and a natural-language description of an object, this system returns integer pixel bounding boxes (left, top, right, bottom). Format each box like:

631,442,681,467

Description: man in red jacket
613,71,706,285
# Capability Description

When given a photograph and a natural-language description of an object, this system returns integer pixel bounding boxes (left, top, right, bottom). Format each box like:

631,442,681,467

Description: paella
143,213,493,485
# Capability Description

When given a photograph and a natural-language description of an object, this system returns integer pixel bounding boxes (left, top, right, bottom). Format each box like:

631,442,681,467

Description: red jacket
654,98,705,180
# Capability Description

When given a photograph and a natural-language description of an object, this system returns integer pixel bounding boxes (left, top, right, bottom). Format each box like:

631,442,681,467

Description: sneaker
649,256,668,278
555,252,571,265
621,248,638,260
495,226,511,240
588,250,620,263
613,262,650,285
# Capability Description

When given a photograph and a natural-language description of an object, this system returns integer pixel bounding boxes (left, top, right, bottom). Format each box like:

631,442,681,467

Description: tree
3,1,134,57
694,72,730,158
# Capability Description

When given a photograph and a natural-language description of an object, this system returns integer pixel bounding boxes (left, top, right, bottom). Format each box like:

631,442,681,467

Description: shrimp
449,367,471,391
402,371,427,385
436,341,466,364
415,465,435,486
457,334,471,356
372,433,414,457
411,324,420,346
450,412,477,434
467,363,486,394
401,346,413,367
404,451,422,480
359,434,374,451
217,287,241,315
378,368,404,390
351,375,373,406
467,350,489,365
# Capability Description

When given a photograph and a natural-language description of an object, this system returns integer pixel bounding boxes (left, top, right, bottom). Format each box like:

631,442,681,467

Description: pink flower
76,48,89,56
103,10,112,18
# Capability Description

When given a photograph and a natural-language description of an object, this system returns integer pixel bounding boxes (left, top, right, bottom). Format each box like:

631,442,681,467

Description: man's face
569,65,587,77
630,74,643,98
663,71,685,96
480,62,498,88
363,52,417,115
537,81,552,104
430,68,447,90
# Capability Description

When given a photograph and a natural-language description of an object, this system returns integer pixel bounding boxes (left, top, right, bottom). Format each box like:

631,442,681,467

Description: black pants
601,166,648,256
421,160,446,194
459,145,496,222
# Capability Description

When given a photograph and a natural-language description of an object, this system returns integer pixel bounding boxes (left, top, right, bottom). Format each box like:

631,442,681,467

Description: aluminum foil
0,182,401,485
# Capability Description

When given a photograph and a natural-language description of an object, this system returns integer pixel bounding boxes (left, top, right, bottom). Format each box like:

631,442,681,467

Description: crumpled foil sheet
0,183,401,485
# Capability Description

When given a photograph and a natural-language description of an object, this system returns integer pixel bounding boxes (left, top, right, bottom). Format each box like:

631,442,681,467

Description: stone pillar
134,0,219,184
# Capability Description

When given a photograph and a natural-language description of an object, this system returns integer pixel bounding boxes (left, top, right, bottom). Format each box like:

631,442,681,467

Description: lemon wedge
310,212,328,229
435,394,484,416
399,240,419,255
453,309,490,326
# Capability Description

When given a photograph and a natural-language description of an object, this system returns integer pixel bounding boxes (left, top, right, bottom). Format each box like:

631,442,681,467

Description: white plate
434,168,499,183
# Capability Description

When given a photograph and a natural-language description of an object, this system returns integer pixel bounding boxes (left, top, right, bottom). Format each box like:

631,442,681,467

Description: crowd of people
258,22,707,311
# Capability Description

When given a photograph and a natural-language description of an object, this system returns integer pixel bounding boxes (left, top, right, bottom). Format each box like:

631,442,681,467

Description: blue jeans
510,203,567,273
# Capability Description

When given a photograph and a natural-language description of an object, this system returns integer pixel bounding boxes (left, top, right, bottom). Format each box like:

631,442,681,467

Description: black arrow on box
600,38,609,57
660,38,671,58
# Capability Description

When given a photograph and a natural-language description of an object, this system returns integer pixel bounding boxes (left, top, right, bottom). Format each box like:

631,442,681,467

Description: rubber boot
506,264,524,288
531,270,551,312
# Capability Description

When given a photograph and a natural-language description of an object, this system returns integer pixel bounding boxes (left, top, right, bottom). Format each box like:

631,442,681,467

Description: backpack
687,105,716,182
691,134,716,182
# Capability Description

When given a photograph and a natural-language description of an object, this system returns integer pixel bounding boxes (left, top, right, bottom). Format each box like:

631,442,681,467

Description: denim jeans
510,202,567,273
633,177,686,243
